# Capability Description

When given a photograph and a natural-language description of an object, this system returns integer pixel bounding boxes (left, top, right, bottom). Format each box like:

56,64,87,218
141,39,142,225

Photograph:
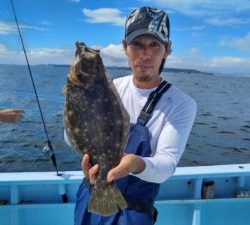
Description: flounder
64,42,129,216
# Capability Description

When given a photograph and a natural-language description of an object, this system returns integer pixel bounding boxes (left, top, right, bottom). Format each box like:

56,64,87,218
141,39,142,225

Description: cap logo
126,9,140,30
148,9,168,41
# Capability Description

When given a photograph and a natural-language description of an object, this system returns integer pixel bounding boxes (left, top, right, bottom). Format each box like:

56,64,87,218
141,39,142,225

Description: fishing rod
10,0,60,176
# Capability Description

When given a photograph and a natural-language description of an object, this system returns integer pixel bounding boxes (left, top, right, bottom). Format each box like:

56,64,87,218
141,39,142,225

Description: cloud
208,56,250,67
100,44,128,67
97,44,250,75
220,32,250,51
166,48,205,70
82,8,126,26
0,21,49,35
21,24,50,31
0,43,7,52
40,20,54,26
175,25,205,32
207,56,250,74
0,42,127,66
0,44,73,64
0,22,17,35
1,42,249,75
165,47,250,74
0,43,24,63
205,17,249,26
28,48,70,59
151,0,250,17
174,25,205,38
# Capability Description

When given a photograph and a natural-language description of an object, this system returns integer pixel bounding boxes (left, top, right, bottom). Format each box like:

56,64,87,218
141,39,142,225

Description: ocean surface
0,64,250,172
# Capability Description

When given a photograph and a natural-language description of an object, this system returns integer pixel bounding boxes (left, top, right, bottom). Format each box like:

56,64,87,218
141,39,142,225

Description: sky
0,0,250,75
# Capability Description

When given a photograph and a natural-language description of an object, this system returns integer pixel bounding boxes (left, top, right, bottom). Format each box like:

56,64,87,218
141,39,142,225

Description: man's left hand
106,154,146,183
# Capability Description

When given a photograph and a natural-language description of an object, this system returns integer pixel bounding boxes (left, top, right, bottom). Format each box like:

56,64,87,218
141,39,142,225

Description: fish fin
88,183,127,216
62,84,68,94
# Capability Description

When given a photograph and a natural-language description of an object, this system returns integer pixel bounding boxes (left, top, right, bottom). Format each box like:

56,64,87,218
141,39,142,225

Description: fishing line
10,0,60,176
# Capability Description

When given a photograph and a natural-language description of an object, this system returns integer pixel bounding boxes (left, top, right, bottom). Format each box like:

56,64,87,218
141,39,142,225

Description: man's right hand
81,154,99,185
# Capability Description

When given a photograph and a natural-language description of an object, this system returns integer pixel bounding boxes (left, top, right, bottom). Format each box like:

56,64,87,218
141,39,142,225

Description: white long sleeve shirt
64,75,197,184
113,75,197,183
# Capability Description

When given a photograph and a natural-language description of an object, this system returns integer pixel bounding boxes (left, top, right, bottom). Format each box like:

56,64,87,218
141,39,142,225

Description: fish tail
88,183,127,216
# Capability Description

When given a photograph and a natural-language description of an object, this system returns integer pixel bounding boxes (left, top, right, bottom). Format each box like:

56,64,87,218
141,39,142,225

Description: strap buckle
137,111,151,125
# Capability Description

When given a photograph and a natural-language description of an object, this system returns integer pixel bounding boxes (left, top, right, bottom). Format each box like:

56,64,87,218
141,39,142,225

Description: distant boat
1,163,250,225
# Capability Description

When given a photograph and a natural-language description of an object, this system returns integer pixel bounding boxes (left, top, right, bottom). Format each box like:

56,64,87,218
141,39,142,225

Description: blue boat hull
1,164,250,225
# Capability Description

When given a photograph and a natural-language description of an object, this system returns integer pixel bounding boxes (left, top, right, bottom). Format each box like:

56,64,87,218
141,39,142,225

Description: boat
1,163,250,225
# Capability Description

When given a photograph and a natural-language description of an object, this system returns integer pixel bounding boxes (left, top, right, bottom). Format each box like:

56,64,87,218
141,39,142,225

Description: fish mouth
67,41,105,87
75,41,100,57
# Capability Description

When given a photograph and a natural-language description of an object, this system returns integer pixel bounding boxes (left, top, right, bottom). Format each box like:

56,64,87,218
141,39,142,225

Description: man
71,6,196,225
0,109,24,123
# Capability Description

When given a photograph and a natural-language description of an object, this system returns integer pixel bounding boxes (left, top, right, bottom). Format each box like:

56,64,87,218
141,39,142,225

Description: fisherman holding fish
64,6,196,225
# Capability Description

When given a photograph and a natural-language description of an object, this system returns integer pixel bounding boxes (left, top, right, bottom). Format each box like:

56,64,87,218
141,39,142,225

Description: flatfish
64,42,129,216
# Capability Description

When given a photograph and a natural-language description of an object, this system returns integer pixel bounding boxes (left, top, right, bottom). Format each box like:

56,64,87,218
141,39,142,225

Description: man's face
123,34,169,85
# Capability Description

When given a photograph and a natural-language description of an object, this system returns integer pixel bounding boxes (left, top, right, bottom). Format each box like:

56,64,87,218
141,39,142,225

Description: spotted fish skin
64,42,129,216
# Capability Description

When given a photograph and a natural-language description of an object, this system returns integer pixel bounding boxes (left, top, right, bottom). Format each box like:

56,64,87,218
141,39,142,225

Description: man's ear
167,40,172,54
164,40,172,58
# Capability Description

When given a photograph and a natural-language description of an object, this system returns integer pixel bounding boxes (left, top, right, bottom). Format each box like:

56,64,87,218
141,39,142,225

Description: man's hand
81,154,99,185
81,153,146,184
0,109,25,123
107,154,146,183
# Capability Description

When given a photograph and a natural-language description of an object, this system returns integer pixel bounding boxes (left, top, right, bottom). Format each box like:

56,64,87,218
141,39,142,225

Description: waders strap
137,80,172,126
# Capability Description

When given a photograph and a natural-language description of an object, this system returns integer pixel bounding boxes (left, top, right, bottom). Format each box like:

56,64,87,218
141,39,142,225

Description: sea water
0,64,249,172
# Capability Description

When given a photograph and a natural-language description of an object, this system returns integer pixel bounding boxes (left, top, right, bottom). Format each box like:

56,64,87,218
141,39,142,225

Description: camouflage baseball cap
125,6,170,44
